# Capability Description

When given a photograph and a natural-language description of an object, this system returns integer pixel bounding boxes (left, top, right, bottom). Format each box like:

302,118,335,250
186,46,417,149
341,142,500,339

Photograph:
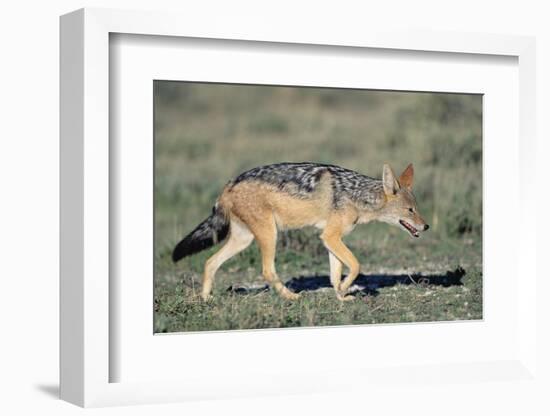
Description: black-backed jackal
172,162,429,301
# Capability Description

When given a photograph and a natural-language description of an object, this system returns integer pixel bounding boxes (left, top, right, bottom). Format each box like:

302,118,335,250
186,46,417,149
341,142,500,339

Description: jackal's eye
408,208,414,213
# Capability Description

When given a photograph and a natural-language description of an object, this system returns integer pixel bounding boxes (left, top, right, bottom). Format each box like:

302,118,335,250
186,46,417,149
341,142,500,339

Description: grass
154,82,483,333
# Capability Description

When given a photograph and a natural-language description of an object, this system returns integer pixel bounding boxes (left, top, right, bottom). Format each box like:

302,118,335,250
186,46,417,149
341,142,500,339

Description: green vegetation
154,82,482,333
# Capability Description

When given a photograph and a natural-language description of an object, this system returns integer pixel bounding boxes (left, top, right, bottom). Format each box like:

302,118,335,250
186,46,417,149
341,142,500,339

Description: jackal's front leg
328,251,342,290
328,251,348,300
321,231,360,301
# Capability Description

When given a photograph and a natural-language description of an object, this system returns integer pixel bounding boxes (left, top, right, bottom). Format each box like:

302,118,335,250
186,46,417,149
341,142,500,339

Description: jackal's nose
424,224,430,231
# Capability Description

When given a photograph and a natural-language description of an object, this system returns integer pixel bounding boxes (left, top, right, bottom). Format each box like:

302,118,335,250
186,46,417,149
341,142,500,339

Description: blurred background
154,81,482,332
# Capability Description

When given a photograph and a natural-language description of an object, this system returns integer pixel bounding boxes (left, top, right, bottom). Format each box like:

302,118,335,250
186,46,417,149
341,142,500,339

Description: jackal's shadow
228,267,466,296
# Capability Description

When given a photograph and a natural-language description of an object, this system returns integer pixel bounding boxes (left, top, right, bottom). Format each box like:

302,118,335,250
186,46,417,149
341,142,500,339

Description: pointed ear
398,163,414,190
382,164,400,196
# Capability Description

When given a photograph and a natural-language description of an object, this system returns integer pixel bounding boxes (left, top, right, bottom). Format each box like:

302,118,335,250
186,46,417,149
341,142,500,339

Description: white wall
1,1,548,414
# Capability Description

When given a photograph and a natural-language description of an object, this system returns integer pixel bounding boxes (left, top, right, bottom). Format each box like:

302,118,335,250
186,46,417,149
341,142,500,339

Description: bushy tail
172,205,230,262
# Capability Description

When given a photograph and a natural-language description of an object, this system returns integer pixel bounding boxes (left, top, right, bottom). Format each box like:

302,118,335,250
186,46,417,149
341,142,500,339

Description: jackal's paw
280,288,301,301
200,293,213,302
336,292,355,302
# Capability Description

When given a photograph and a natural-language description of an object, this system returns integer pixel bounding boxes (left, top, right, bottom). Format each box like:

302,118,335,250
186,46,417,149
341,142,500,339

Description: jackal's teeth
399,219,419,237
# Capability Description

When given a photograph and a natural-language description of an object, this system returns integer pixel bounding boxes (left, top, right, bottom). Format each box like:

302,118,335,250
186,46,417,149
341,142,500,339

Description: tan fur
219,171,334,231
398,163,414,190
200,164,428,301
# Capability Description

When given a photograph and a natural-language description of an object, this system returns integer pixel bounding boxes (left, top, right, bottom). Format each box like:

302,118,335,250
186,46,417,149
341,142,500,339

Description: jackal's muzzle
399,219,429,238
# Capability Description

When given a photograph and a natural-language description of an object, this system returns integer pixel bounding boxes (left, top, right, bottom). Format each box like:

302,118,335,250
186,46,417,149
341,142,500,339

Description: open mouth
399,220,419,238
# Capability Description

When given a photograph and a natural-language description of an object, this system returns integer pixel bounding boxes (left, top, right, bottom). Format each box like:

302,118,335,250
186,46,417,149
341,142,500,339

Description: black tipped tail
172,206,229,262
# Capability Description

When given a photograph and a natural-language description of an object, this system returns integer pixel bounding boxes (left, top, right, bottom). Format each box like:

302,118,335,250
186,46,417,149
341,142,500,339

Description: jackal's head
378,163,429,238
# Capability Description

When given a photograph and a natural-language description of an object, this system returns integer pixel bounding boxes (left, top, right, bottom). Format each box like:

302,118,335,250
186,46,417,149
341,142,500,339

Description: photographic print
154,81,482,333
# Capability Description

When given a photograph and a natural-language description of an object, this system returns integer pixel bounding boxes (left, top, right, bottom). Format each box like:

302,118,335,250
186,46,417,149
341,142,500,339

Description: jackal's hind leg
201,219,253,301
253,218,300,301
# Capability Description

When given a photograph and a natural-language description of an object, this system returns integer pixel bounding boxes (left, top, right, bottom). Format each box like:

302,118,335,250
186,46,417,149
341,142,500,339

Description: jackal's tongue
400,220,419,238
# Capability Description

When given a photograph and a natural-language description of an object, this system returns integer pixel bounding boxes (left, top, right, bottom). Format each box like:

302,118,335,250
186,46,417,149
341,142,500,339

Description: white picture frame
60,8,537,408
